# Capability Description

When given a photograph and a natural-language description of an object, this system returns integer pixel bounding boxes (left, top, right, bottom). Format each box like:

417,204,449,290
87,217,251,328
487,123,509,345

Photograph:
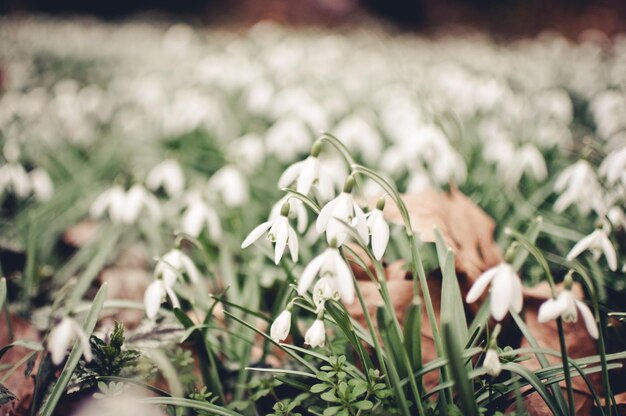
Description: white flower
265,117,312,163
278,142,335,200
146,159,185,197
554,160,604,215
29,168,54,201
365,199,390,261
316,179,368,246
89,185,126,223
270,195,308,233
0,163,31,198
312,276,340,309
537,288,598,339
155,248,202,286
143,279,180,319
47,317,93,365
566,227,617,271
305,319,326,348
208,165,249,208
483,348,502,377
241,204,299,265
465,263,523,321
180,193,221,240
599,146,626,186
270,309,292,342
90,185,161,224
298,247,354,304
501,144,547,187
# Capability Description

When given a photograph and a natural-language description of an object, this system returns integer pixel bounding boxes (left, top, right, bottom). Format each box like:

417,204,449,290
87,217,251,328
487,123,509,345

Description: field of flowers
0,17,625,415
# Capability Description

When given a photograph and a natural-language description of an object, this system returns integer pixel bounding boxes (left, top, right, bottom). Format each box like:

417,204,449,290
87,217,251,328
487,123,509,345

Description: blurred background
2,0,625,37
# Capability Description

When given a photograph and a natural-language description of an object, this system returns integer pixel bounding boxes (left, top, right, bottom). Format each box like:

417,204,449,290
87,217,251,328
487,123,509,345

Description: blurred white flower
333,114,382,166
599,146,626,186
566,226,617,271
226,133,266,173
538,286,598,339
298,246,354,304
466,263,523,321
0,163,32,198
554,160,604,215
90,185,161,224
155,248,201,286
241,203,298,265
208,165,249,208
180,193,221,240
482,348,501,377
146,159,185,197
29,168,54,201
270,309,291,342
143,279,180,319
265,118,312,163
501,144,547,186
47,316,92,366
305,319,326,348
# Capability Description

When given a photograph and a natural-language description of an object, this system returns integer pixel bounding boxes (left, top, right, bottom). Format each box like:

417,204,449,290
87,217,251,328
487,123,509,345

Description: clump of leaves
74,321,141,389
310,356,395,416
270,393,309,416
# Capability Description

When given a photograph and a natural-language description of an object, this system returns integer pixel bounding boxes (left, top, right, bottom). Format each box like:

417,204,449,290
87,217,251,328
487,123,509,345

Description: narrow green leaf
442,323,479,416
501,362,564,416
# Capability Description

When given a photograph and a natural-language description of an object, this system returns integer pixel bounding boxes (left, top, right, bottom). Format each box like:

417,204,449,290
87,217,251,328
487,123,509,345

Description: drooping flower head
366,196,390,261
47,316,93,365
278,141,335,200
242,202,299,265
566,221,617,271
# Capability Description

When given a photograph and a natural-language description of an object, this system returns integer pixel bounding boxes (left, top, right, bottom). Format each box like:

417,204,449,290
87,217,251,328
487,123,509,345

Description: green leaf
442,323,479,416
0,277,6,311
0,340,43,361
311,383,329,393
404,297,422,372
39,283,108,416
501,362,564,416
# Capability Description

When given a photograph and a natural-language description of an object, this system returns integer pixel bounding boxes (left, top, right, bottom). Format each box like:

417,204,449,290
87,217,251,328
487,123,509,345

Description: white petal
576,300,599,339
538,296,566,323
69,319,93,363
164,284,181,309
296,156,319,195
270,310,292,342
334,252,354,304
465,266,498,303
297,252,326,295
490,270,514,321
316,196,339,233
48,318,74,365
600,234,617,271
273,217,289,265
278,161,303,189
121,185,145,224
241,221,272,248
511,275,524,313
181,254,201,283
566,232,597,261
144,281,165,319
181,204,205,237
353,203,369,245
205,207,222,240
288,226,299,263
371,211,390,261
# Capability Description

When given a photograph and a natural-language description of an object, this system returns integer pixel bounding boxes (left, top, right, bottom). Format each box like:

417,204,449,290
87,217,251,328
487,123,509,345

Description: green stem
556,318,576,416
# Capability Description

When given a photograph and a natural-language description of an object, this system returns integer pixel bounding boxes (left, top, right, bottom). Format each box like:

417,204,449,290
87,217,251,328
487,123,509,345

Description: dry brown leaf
0,313,41,415
374,186,502,280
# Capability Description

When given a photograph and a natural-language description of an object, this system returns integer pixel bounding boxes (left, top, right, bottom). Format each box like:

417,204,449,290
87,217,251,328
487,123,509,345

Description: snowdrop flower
305,319,326,348
501,144,548,187
278,141,334,200
554,160,604,215
146,159,185,197
466,262,523,321
180,192,221,240
90,185,126,223
366,197,390,261
265,117,312,163
599,146,626,186
208,165,249,208
0,162,32,198
155,248,202,286
47,316,93,365
143,278,180,319
29,168,54,201
298,244,354,304
270,307,292,342
270,195,308,233
242,202,298,265
90,185,161,224
566,224,617,271
316,176,368,246
537,275,598,339
483,348,502,377
312,276,340,309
